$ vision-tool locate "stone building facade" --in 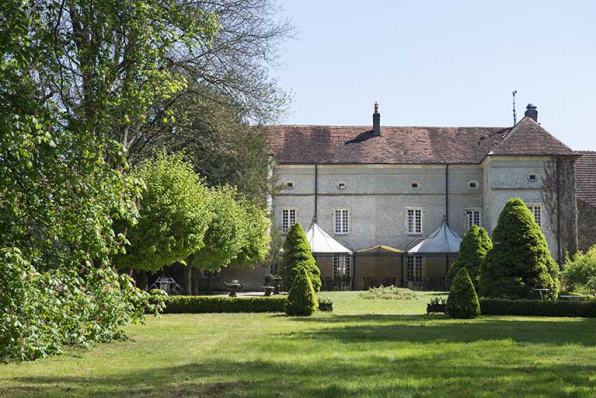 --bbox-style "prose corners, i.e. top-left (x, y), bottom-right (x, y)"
top-left (576, 151), bottom-right (596, 252)
top-left (265, 104), bottom-right (580, 290)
